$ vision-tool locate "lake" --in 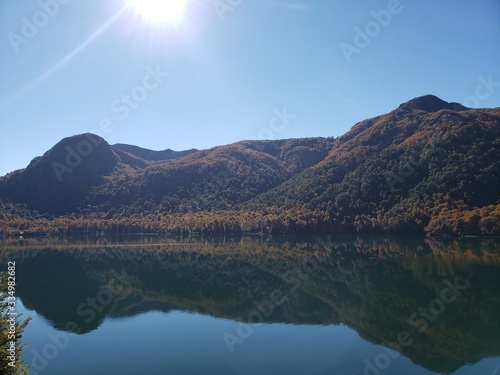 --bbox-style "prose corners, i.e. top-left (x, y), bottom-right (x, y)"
top-left (1, 235), bottom-right (500, 375)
